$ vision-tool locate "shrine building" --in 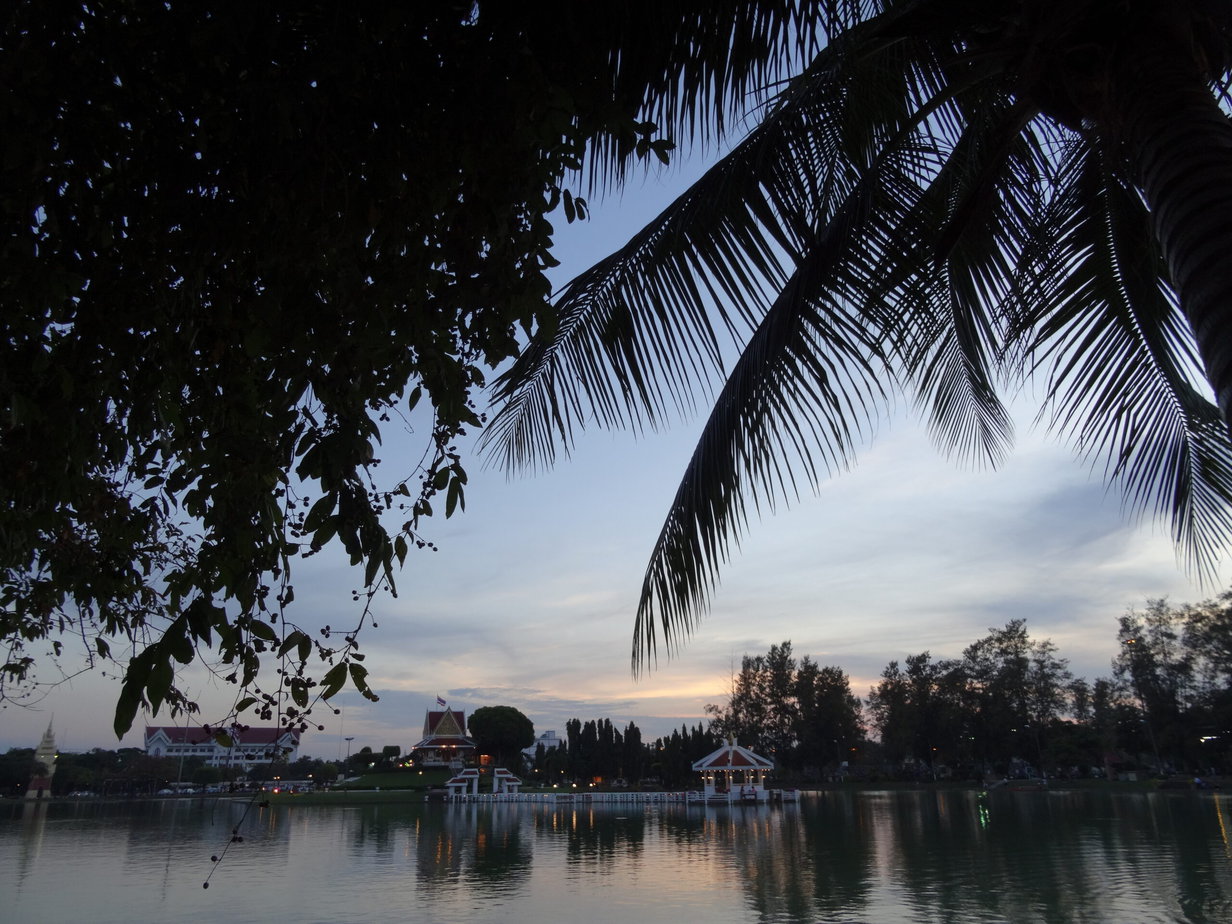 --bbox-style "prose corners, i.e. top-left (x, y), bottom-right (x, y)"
top-left (410, 705), bottom-right (476, 768)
